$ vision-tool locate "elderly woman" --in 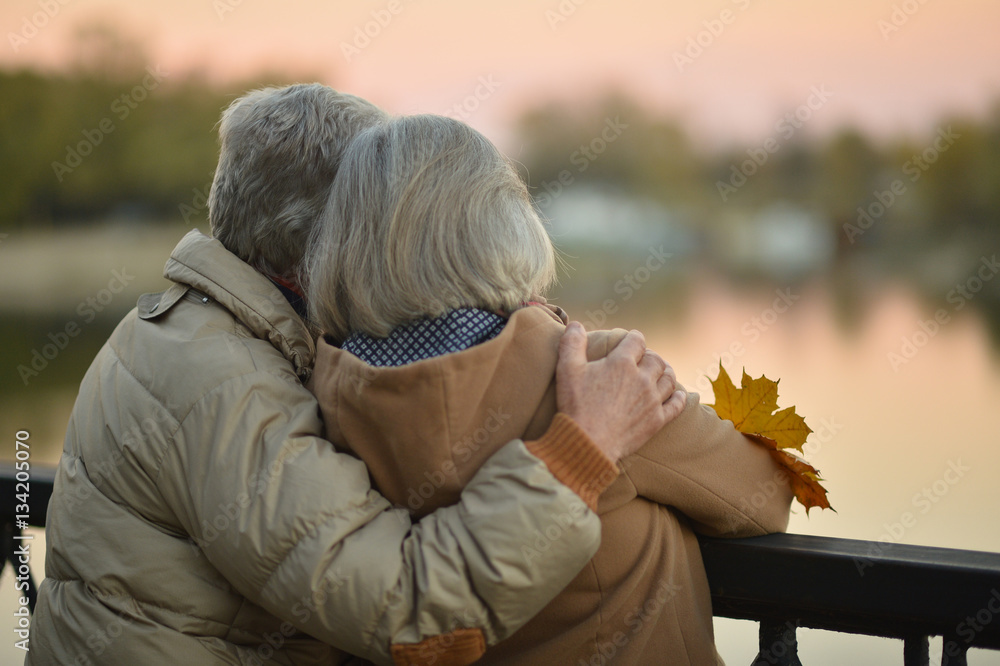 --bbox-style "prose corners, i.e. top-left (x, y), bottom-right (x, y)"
top-left (306, 115), bottom-right (793, 666)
